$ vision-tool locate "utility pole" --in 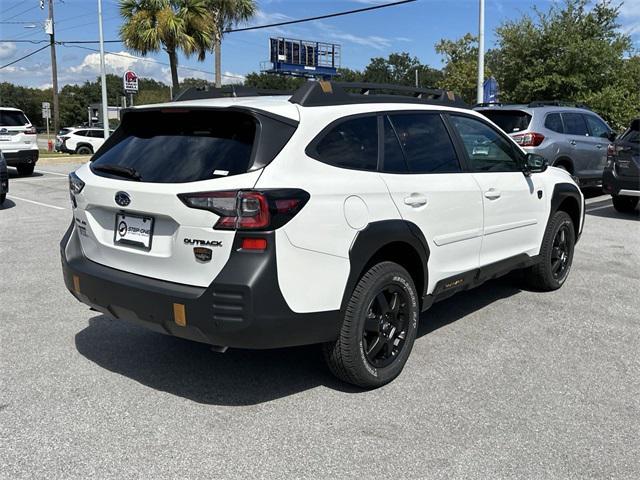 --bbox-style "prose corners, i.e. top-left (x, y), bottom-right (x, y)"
top-left (46, 0), bottom-right (60, 135)
top-left (476, 0), bottom-right (485, 104)
top-left (97, 0), bottom-right (109, 139)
